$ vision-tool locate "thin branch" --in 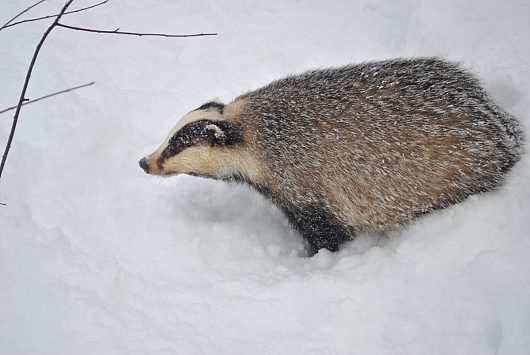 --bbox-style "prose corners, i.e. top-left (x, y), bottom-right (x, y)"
top-left (0, 0), bottom-right (75, 180)
top-left (57, 23), bottom-right (217, 38)
top-left (0, 202), bottom-right (6, 206)
top-left (1, 0), bottom-right (109, 30)
top-left (0, 0), bottom-right (47, 30)
top-left (0, 82), bottom-right (95, 115)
